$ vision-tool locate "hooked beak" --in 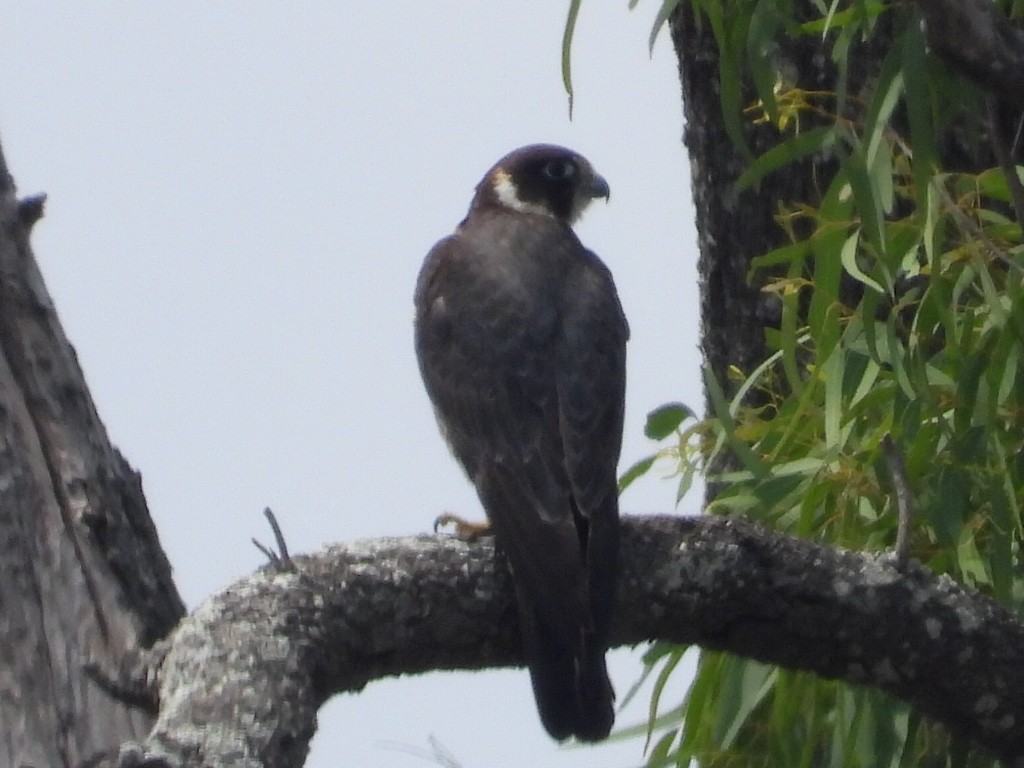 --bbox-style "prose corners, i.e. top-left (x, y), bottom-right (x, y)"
top-left (587, 172), bottom-right (610, 202)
